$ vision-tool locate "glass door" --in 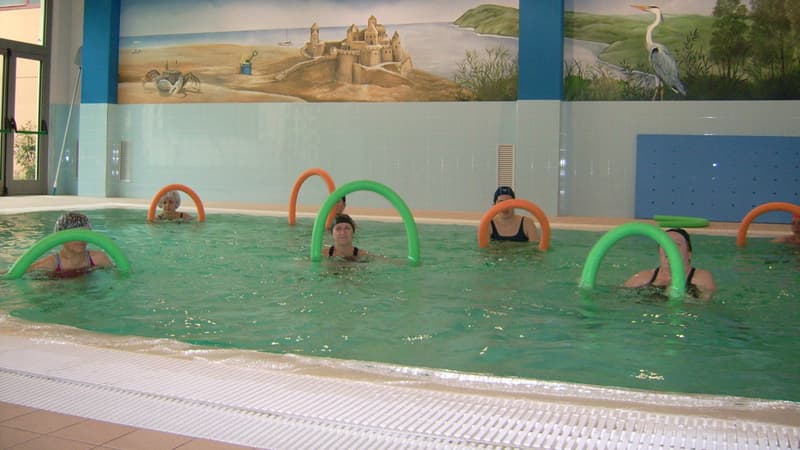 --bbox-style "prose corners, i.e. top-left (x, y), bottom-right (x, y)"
top-left (1, 1), bottom-right (50, 195)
